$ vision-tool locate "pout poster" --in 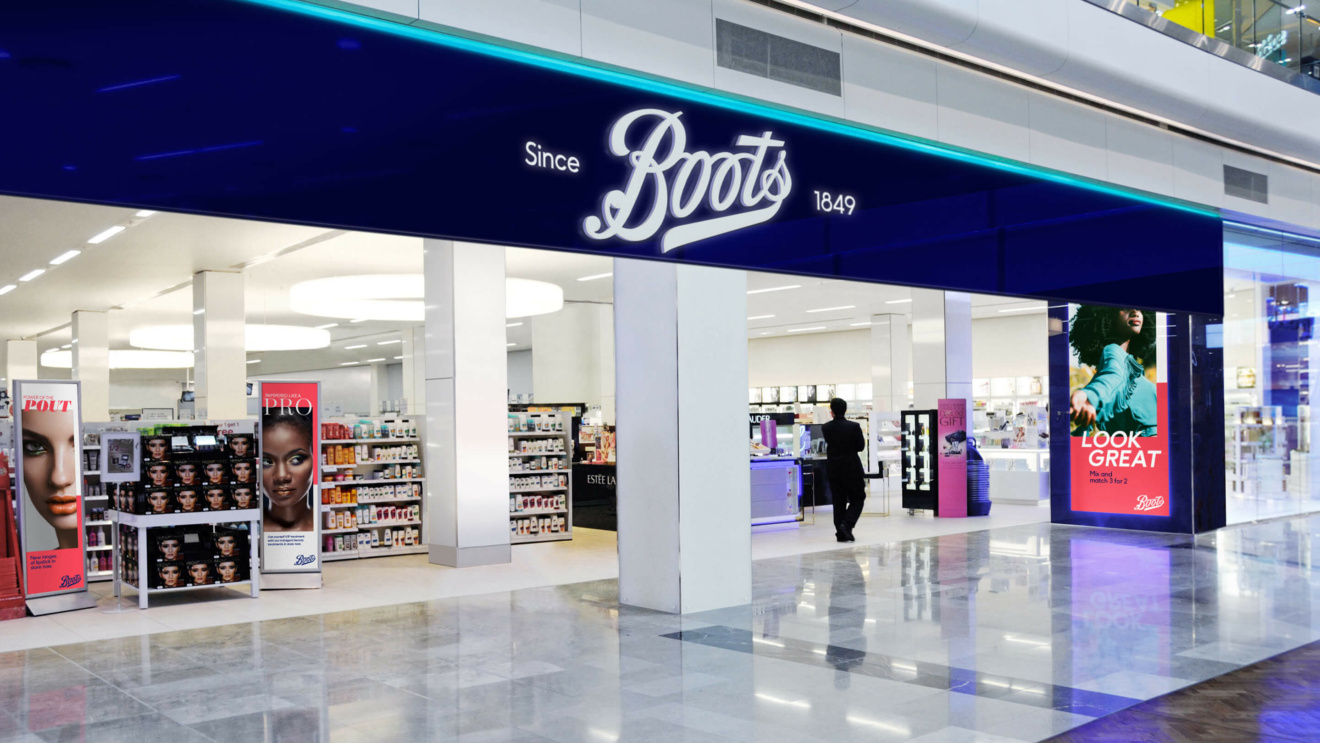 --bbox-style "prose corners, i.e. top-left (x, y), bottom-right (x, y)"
top-left (258, 381), bottom-right (321, 574)
top-left (14, 381), bottom-right (88, 599)
top-left (1066, 305), bottom-right (1170, 516)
